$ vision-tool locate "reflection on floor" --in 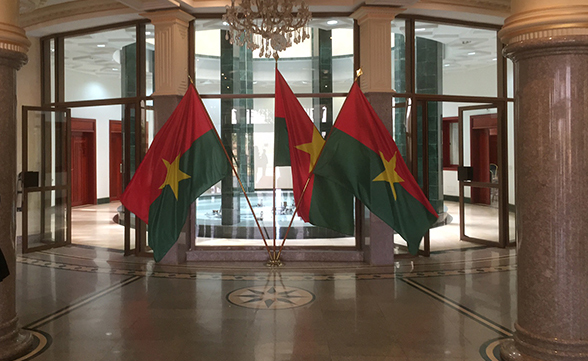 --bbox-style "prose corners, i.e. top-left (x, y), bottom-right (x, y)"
top-left (15, 244), bottom-right (517, 360)
top-left (71, 201), bottom-right (516, 253)
top-left (71, 202), bottom-right (128, 251)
